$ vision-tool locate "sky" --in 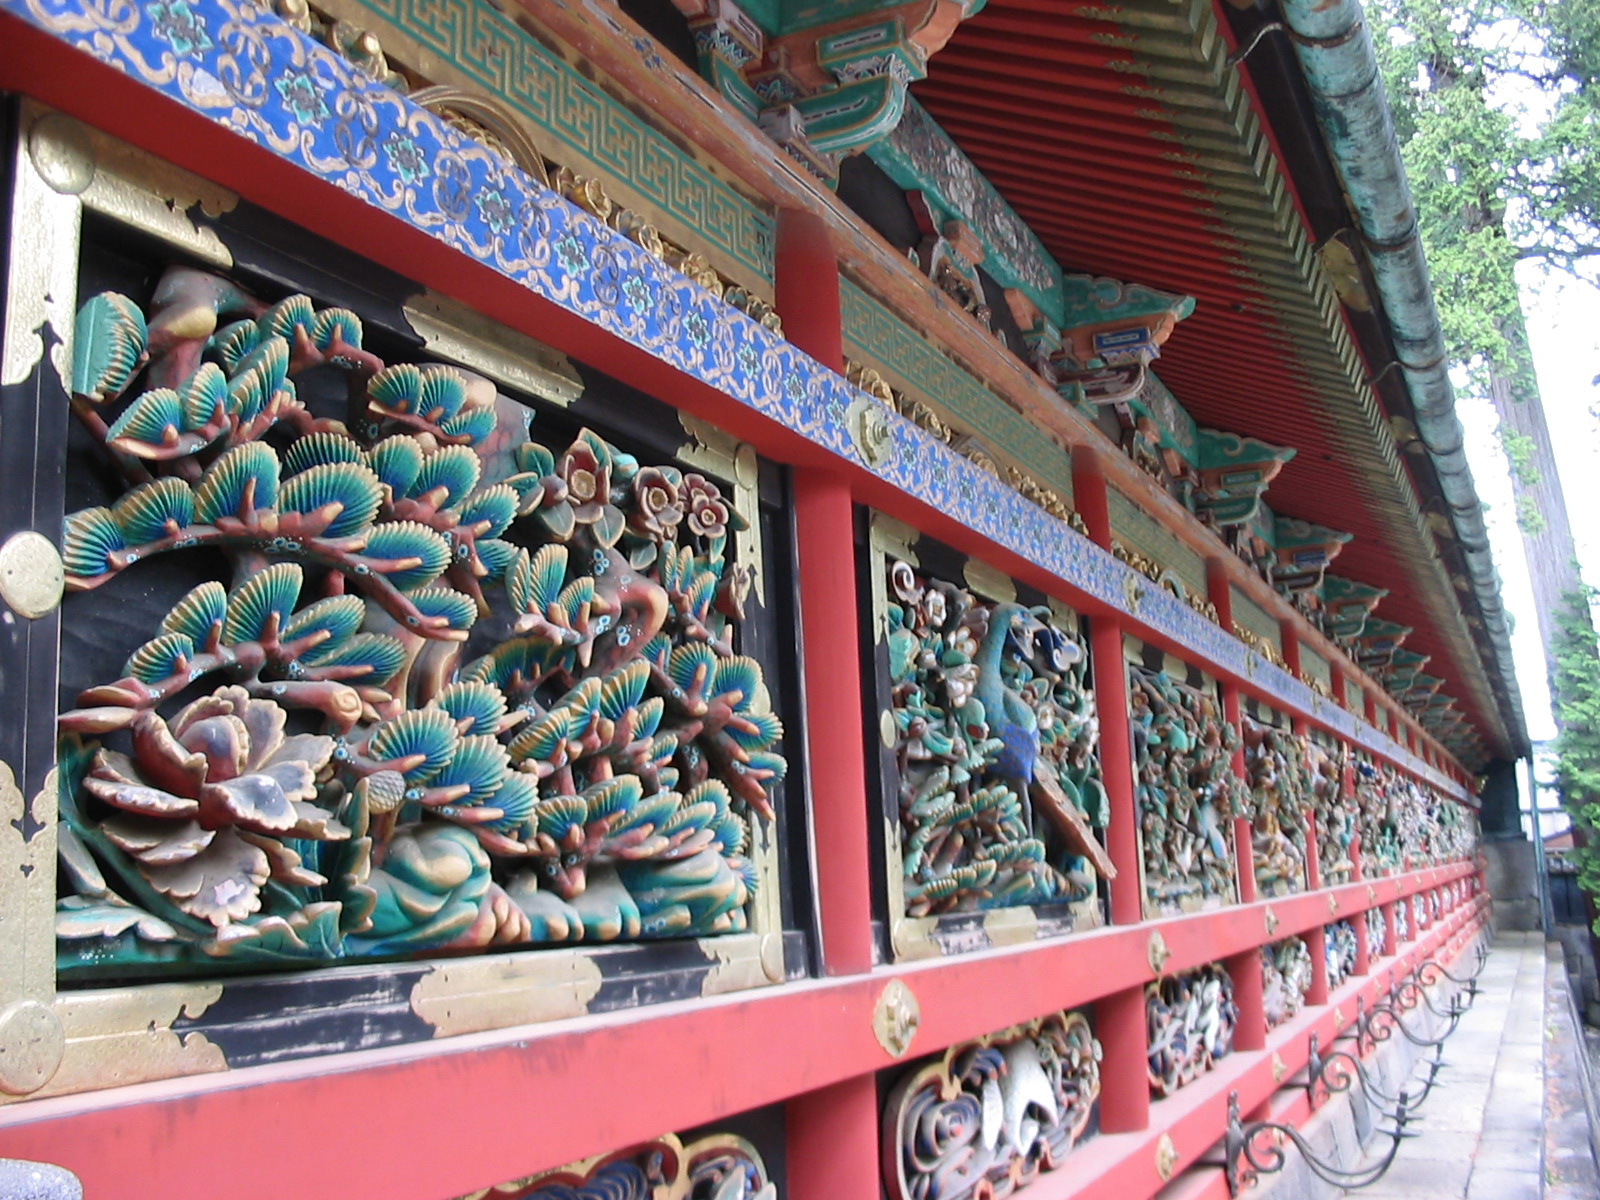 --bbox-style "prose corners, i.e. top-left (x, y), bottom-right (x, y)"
top-left (1456, 263), bottom-right (1600, 830)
